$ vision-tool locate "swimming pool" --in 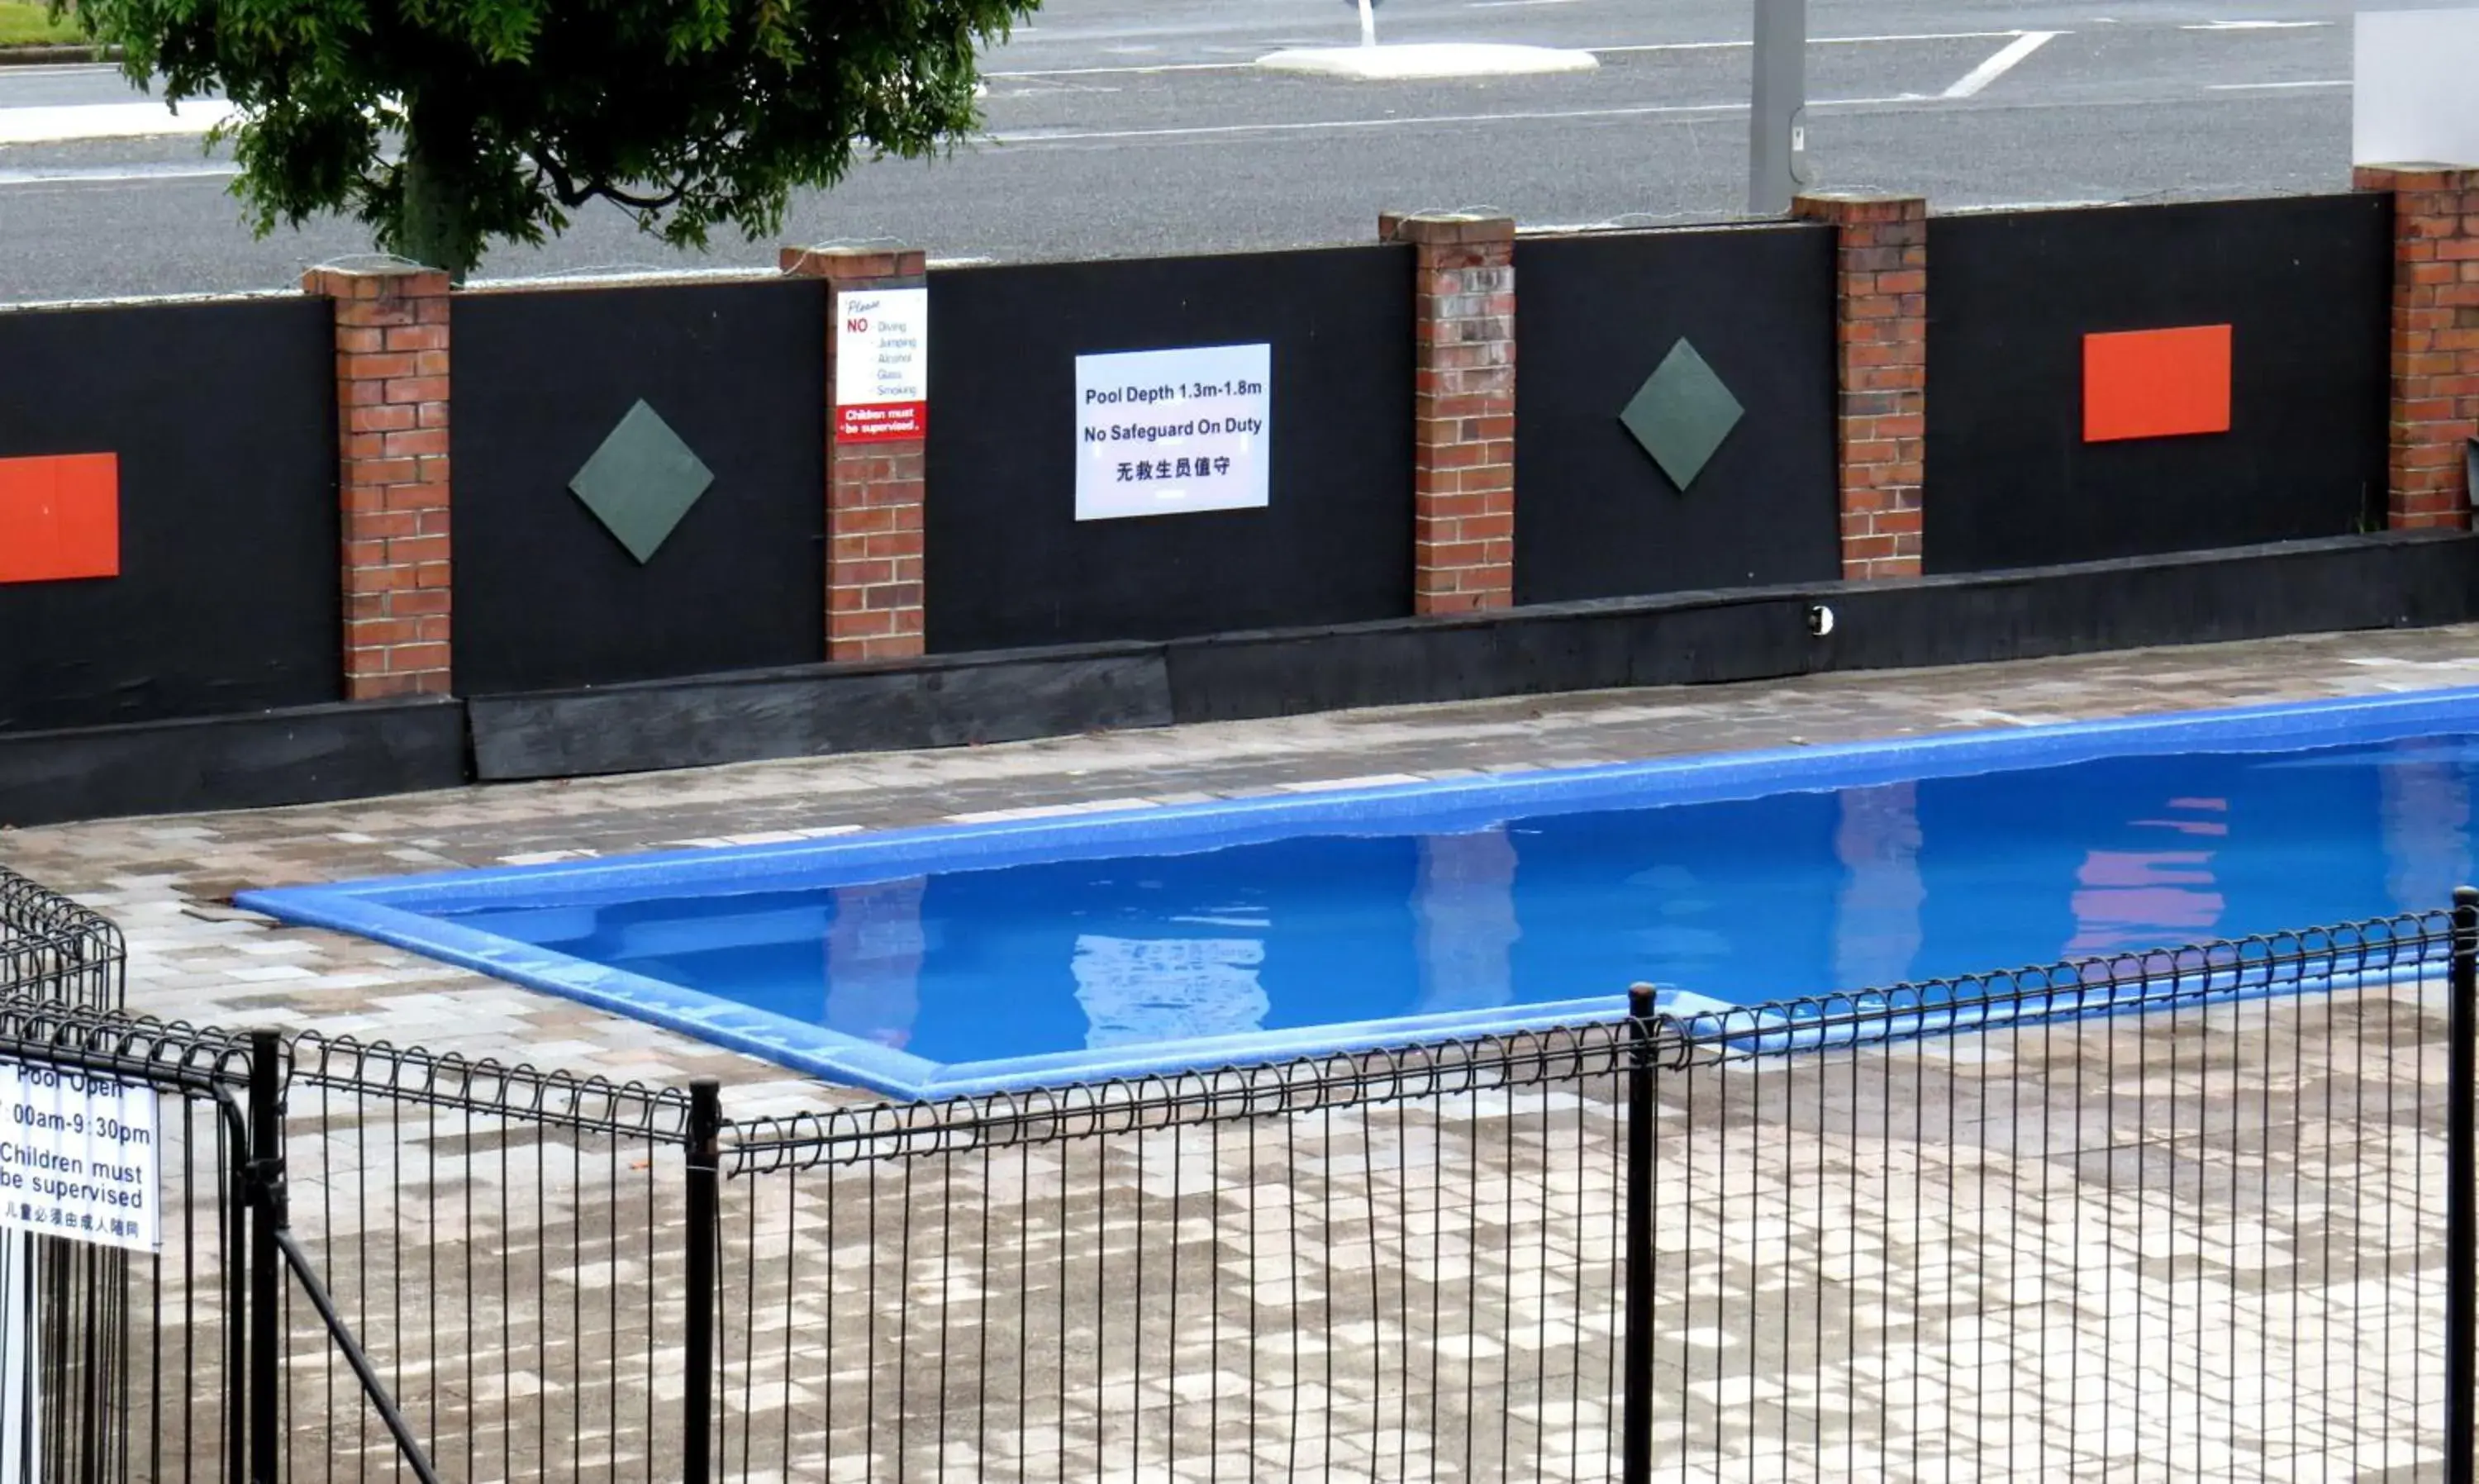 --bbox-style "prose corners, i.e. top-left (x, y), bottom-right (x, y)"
top-left (240, 688), bottom-right (2479, 1097)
